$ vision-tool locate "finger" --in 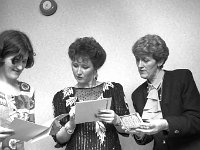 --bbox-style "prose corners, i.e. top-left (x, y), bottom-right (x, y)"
top-left (69, 114), bottom-right (75, 121)
top-left (139, 122), bottom-right (150, 126)
top-left (135, 128), bottom-right (150, 133)
top-left (139, 124), bottom-right (150, 129)
top-left (127, 129), bottom-right (143, 135)
top-left (0, 128), bottom-right (14, 134)
top-left (98, 114), bottom-right (114, 118)
top-left (99, 118), bottom-right (113, 122)
top-left (0, 133), bottom-right (11, 138)
top-left (98, 109), bottom-right (113, 114)
top-left (96, 112), bottom-right (115, 118)
top-left (135, 128), bottom-right (155, 135)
